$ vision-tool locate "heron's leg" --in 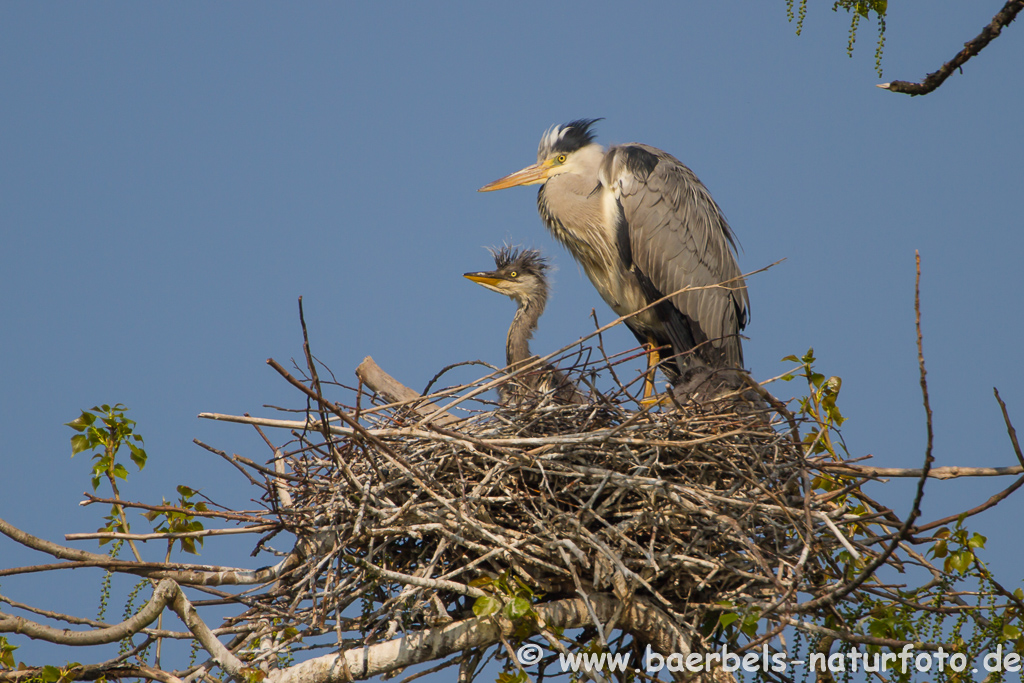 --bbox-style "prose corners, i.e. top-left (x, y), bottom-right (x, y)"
top-left (640, 337), bottom-right (672, 408)
top-left (643, 339), bottom-right (660, 400)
